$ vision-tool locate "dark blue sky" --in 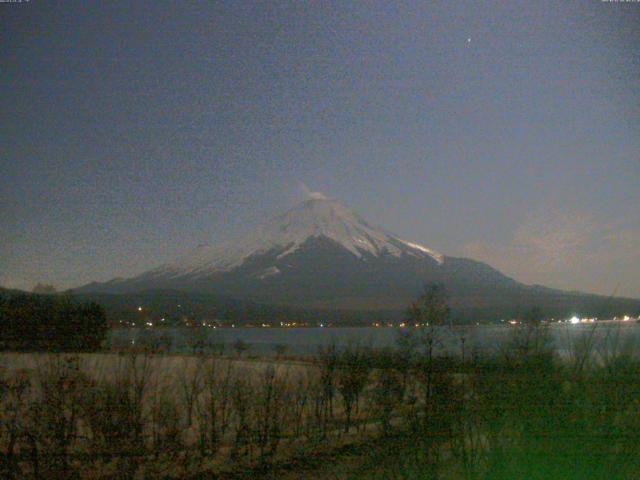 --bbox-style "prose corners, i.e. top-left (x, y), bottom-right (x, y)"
top-left (2, 1), bottom-right (639, 297)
